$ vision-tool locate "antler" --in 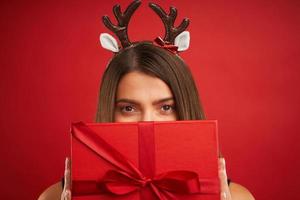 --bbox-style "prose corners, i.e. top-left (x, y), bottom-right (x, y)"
top-left (149, 3), bottom-right (189, 43)
top-left (102, 0), bottom-right (141, 48)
